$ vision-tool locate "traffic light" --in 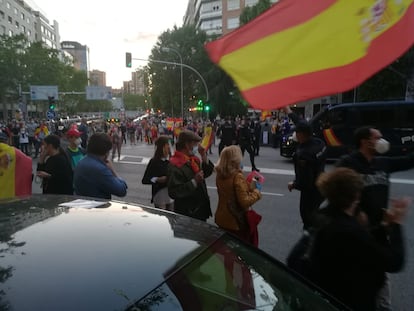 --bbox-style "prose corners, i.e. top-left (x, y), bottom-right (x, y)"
top-left (126, 52), bottom-right (132, 68)
top-left (48, 96), bottom-right (55, 110)
top-left (204, 105), bottom-right (210, 111)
